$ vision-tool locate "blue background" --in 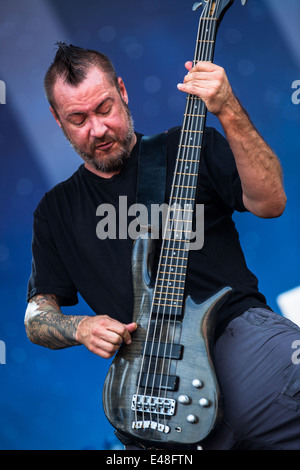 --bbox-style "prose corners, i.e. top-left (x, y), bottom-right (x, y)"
top-left (0, 0), bottom-right (299, 450)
